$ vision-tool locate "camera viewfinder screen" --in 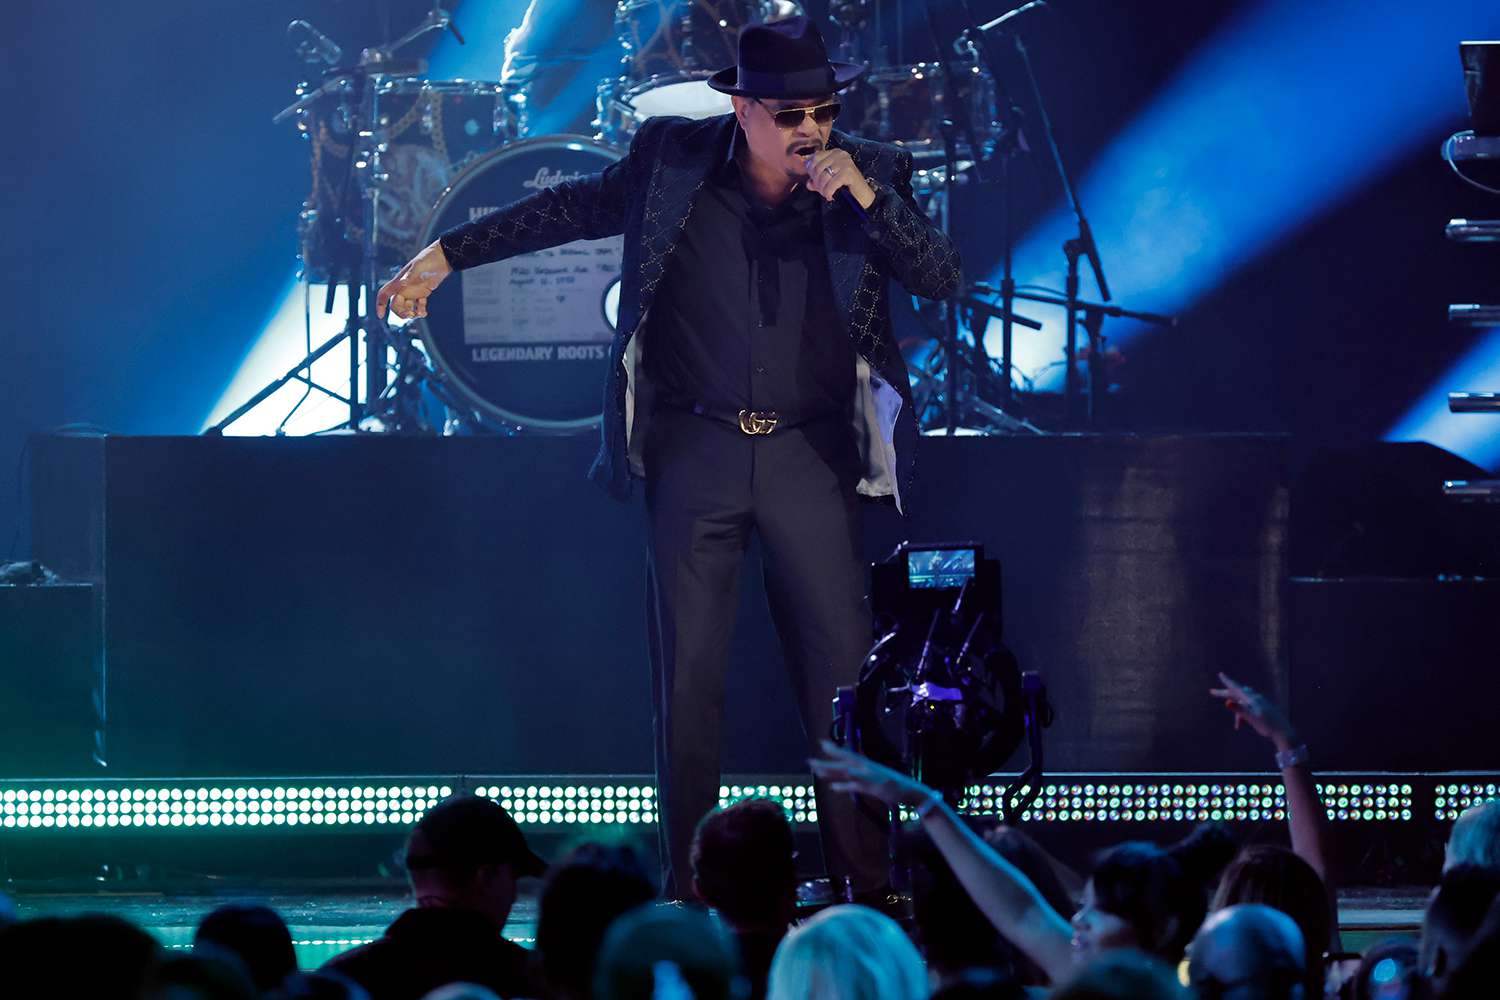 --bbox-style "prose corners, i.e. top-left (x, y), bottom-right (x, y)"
top-left (907, 548), bottom-right (977, 589)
